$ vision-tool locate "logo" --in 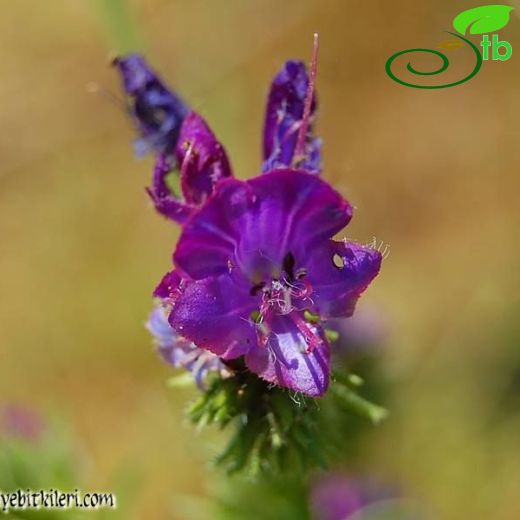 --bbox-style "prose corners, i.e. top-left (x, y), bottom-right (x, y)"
top-left (386, 4), bottom-right (514, 89)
